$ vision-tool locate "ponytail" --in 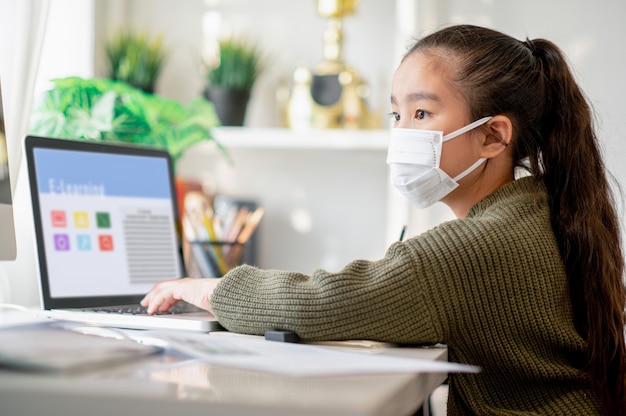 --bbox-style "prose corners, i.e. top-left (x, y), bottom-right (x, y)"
top-left (531, 39), bottom-right (626, 414)
top-left (411, 25), bottom-right (626, 414)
